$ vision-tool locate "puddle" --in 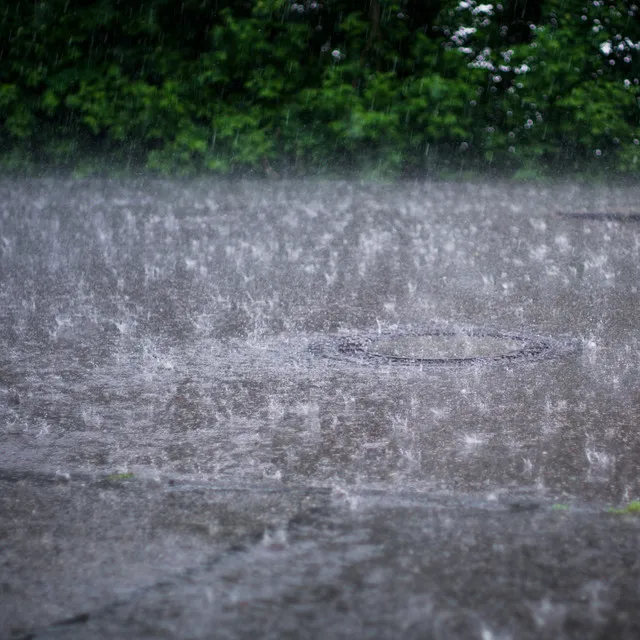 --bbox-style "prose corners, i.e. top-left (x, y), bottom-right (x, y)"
top-left (311, 327), bottom-right (579, 366)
